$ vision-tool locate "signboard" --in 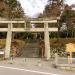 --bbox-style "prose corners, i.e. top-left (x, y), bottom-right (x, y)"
top-left (66, 43), bottom-right (75, 52)
top-left (0, 51), bottom-right (4, 55)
